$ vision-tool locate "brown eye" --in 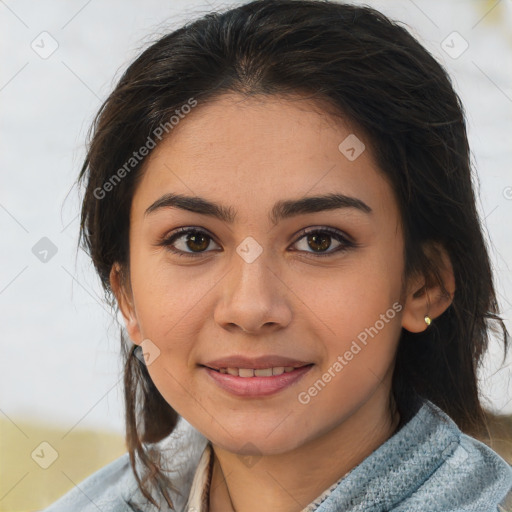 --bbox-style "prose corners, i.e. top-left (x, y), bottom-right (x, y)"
top-left (183, 231), bottom-right (210, 252)
top-left (160, 228), bottom-right (220, 257)
top-left (306, 232), bottom-right (332, 252)
top-left (291, 227), bottom-right (354, 257)
top-left (158, 226), bottom-right (355, 259)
